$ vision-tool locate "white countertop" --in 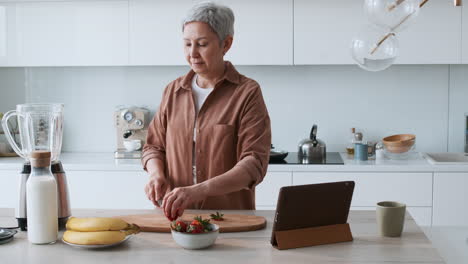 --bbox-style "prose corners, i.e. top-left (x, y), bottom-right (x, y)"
top-left (0, 152), bottom-right (144, 171)
top-left (1, 152), bottom-right (468, 172)
top-left (0, 209), bottom-right (451, 264)
top-left (422, 226), bottom-right (468, 264)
